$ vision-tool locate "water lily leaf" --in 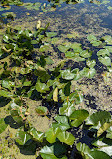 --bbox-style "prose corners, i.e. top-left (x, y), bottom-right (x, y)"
top-left (70, 42), bottom-right (82, 52)
top-left (23, 81), bottom-right (31, 86)
top-left (106, 126), bottom-right (112, 139)
top-left (82, 67), bottom-right (96, 78)
top-left (15, 130), bottom-right (31, 145)
top-left (98, 56), bottom-right (111, 66)
top-left (69, 91), bottom-right (83, 104)
top-left (104, 46), bottom-right (112, 53)
top-left (58, 45), bottom-right (70, 53)
top-left (76, 142), bottom-right (111, 159)
top-left (34, 67), bottom-right (51, 82)
top-left (97, 121), bottom-right (112, 137)
top-left (53, 87), bottom-right (58, 102)
top-left (59, 101), bottom-right (75, 117)
top-left (28, 127), bottom-right (44, 142)
top-left (80, 50), bottom-right (92, 58)
top-left (45, 127), bottom-right (61, 143)
top-left (102, 35), bottom-right (112, 44)
top-left (65, 51), bottom-right (75, 58)
top-left (86, 111), bottom-right (111, 129)
top-left (97, 49), bottom-right (110, 57)
top-left (0, 90), bottom-right (13, 97)
top-left (90, 150), bottom-right (111, 159)
top-left (69, 109), bottom-right (89, 127)
top-left (0, 118), bottom-right (8, 134)
top-left (87, 34), bottom-right (97, 41)
top-left (60, 69), bottom-right (74, 80)
top-left (57, 131), bottom-right (75, 145)
top-left (46, 32), bottom-right (57, 37)
top-left (86, 59), bottom-right (96, 68)
top-left (39, 44), bottom-right (50, 52)
top-left (71, 68), bottom-right (81, 80)
top-left (40, 143), bottom-right (66, 159)
top-left (40, 145), bottom-right (58, 159)
top-left (1, 79), bottom-right (15, 90)
top-left (45, 57), bottom-right (54, 65)
top-left (35, 106), bottom-right (48, 115)
top-left (36, 80), bottom-right (50, 93)
top-left (91, 40), bottom-right (102, 46)
top-left (52, 115), bottom-right (70, 131)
